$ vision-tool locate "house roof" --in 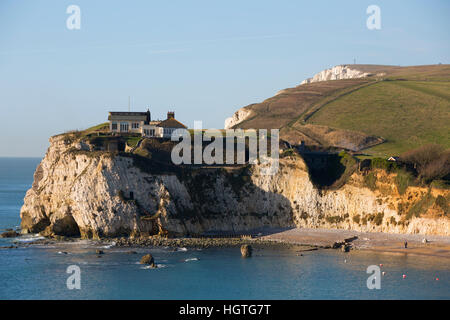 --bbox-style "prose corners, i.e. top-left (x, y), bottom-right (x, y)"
top-left (108, 112), bottom-right (148, 121)
top-left (142, 121), bottom-right (161, 127)
top-left (158, 118), bottom-right (187, 128)
top-left (108, 111), bottom-right (152, 123)
top-left (109, 112), bottom-right (147, 116)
